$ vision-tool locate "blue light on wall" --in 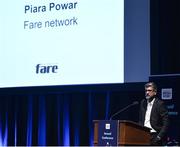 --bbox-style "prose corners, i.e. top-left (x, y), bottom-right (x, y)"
top-left (38, 96), bottom-right (46, 146)
top-left (0, 113), bottom-right (8, 146)
top-left (26, 96), bottom-right (33, 146)
top-left (63, 96), bottom-right (70, 146)
top-left (88, 92), bottom-right (94, 146)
